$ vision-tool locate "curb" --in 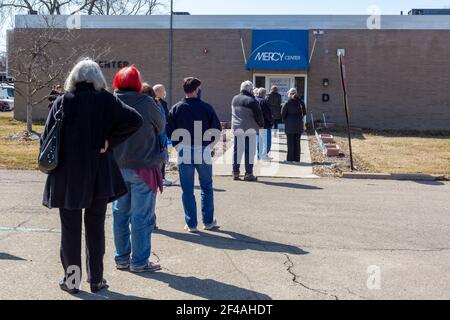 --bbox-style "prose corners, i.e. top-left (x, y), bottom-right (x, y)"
top-left (342, 172), bottom-right (445, 181)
